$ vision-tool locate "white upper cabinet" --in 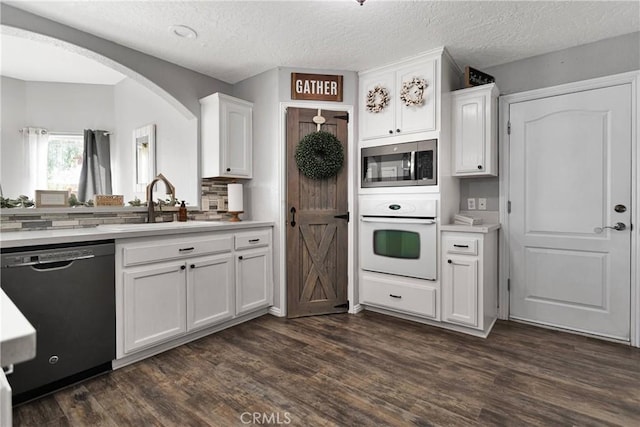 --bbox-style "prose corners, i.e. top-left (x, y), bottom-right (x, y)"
top-left (200, 93), bottom-right (253, 178)
top-left (359, 55), bottom-right (438, 143)
top-left (452, 83), bottom-right (499, 177)
top-left (360, 70), bottom-right (397, 140)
